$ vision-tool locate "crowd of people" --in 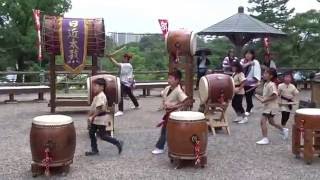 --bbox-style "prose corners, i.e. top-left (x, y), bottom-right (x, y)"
top-left (84, 49), bottom-right (300, 157)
